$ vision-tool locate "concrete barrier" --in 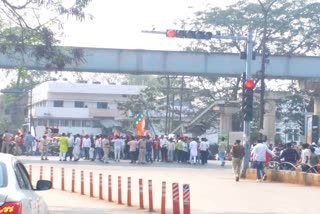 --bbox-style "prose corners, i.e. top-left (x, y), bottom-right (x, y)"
top-left (246, 168), bottom-right (320, 186)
